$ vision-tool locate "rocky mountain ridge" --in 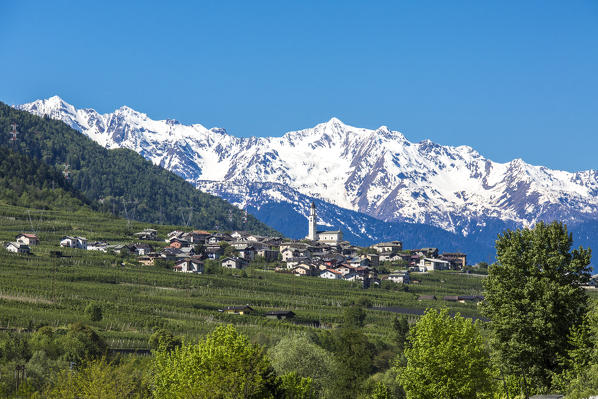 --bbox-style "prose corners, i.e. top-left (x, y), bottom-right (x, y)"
top-left (17, 96), bottom-right (598, 261)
